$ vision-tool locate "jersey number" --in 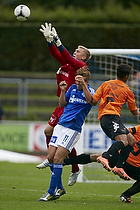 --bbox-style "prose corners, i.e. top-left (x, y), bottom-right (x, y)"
top-left (104, 97), bottom-right (114, 108)
top-left (107, 97), bottom-right (114, 103)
